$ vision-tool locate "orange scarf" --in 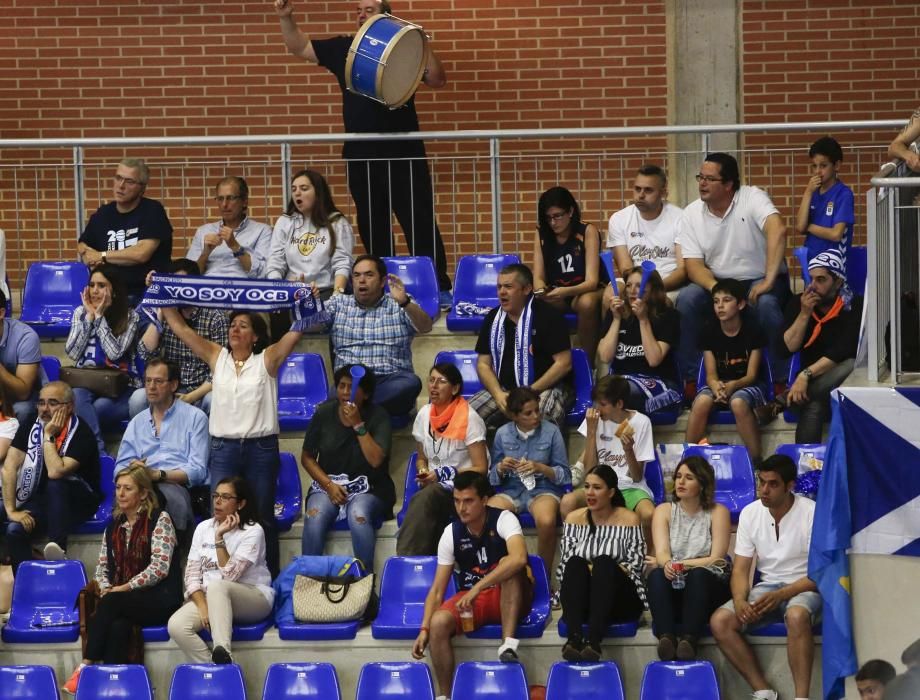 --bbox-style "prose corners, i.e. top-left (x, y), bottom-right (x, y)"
top-left (803, 295), bottom-right (845, 349)
top-left (429, 396), bottom-right (469, 441)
